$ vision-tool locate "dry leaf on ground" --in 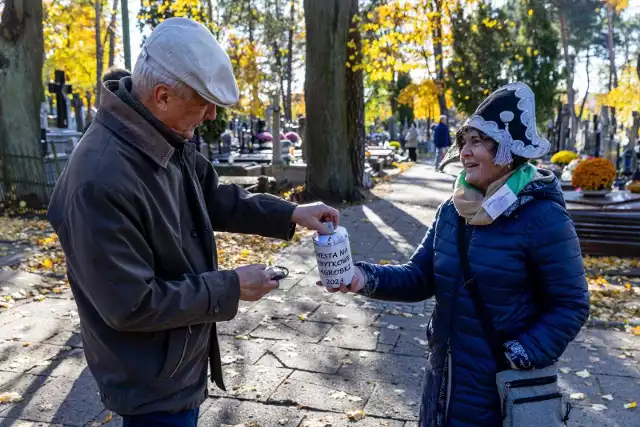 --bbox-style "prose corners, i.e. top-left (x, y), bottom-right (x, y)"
top-left (345, 409), bottom-right (366, 421)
